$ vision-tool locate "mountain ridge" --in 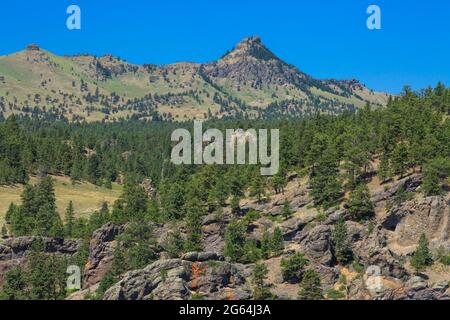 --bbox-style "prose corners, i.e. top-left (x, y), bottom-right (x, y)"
top-left (0, 36), bottom-right (390, 122)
